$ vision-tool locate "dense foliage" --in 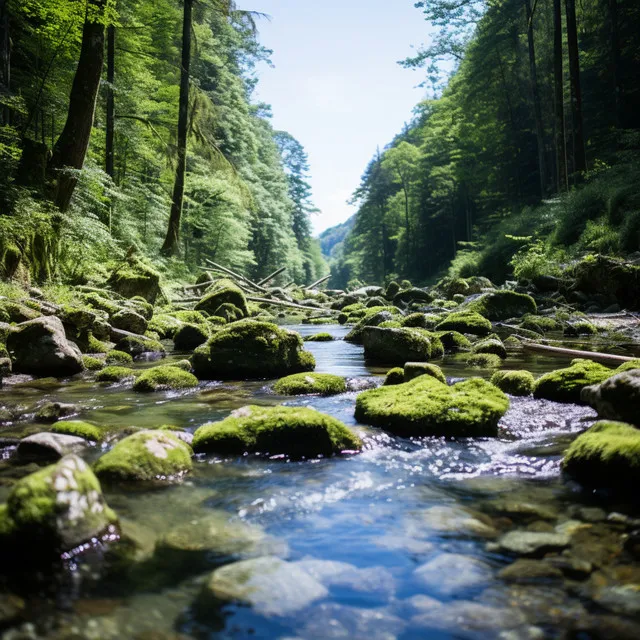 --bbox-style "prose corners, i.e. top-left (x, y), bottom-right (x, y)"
top-left (331, 0), bottom-right (640, 288)
top-left (0, 0), bottom-right (326, 286)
